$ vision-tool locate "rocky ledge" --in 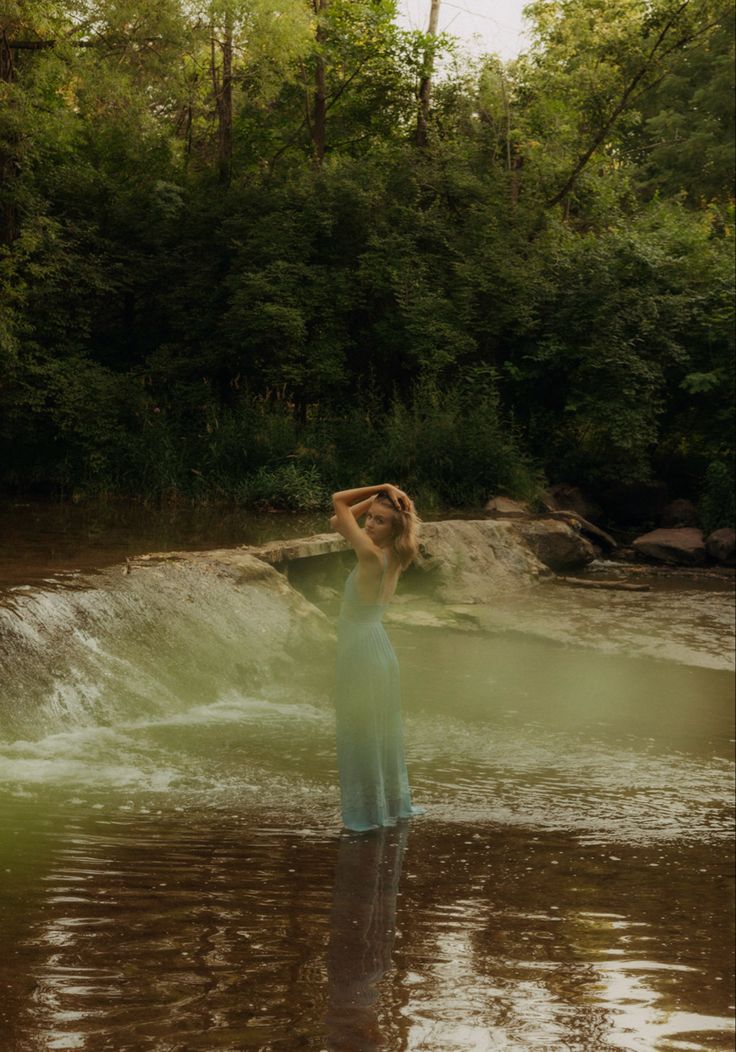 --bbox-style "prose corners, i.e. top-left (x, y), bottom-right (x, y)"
top-left (246, 517), bottom-right (597, 602)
